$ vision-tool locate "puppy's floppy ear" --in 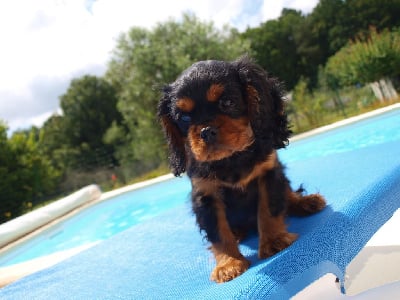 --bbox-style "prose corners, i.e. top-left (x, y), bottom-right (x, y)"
top-left (234, 56), bottom-right (291, 149)
top-left (158, 85), bottom-right (186, 176)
